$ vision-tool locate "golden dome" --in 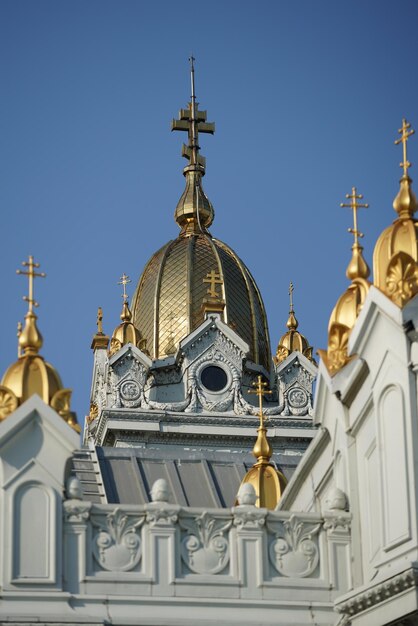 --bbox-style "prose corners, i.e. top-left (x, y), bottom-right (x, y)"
top-left (109, 301), bottom-right (144, 356)
top-left (132, 233), bottom-right (271, 370)
top-left (131, 61), bottom-right (271, 370)
top-left (318, 189), bottom-right (370, 375)
top-left (373, 119), bottom-right (418, 307)
top-left (237, 376), bottom-right (287, 509)
top-left (274, 282), bottom-right (314, 364)
top-left (0, 256), bottom-right (80, 432)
